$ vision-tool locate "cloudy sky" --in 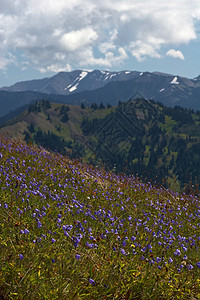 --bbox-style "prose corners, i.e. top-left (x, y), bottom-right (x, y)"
top-left (1, 0), bottom-right (200, 86)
